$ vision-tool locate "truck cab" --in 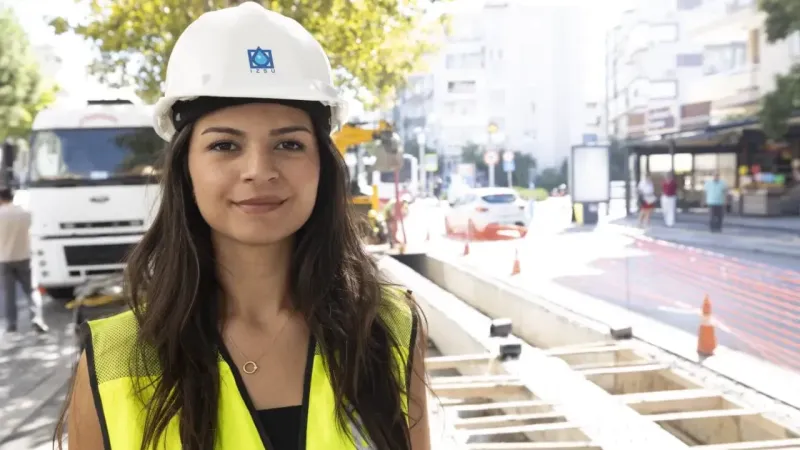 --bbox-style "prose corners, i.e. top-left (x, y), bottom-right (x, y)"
top-left (22, 99), bottom-right (163, 300)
